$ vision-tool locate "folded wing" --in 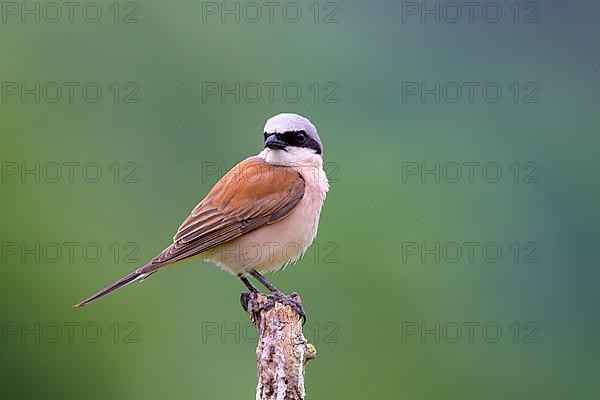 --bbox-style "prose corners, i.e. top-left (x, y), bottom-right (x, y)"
top-left (74, 157), bottom-right (305, 308)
